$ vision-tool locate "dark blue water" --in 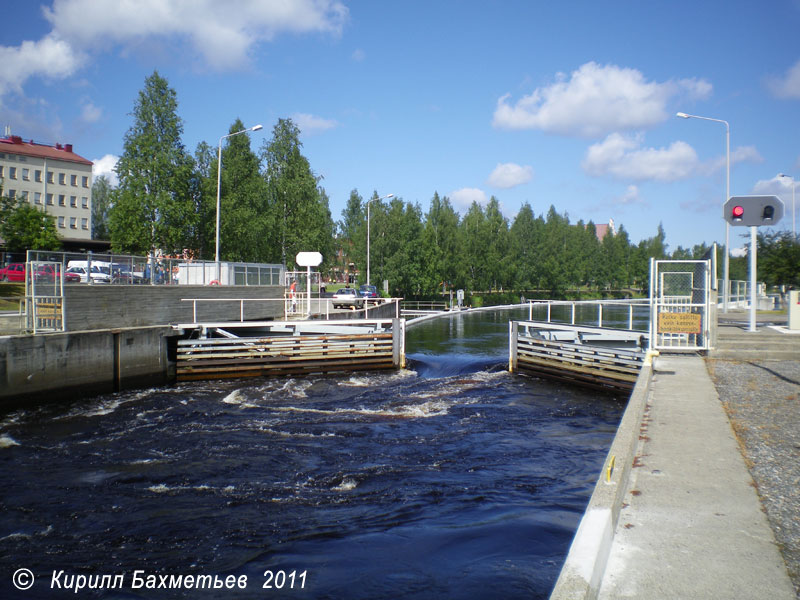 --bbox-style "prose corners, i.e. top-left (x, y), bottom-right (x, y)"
top-left (0, 308), bottom-right (624, 599)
